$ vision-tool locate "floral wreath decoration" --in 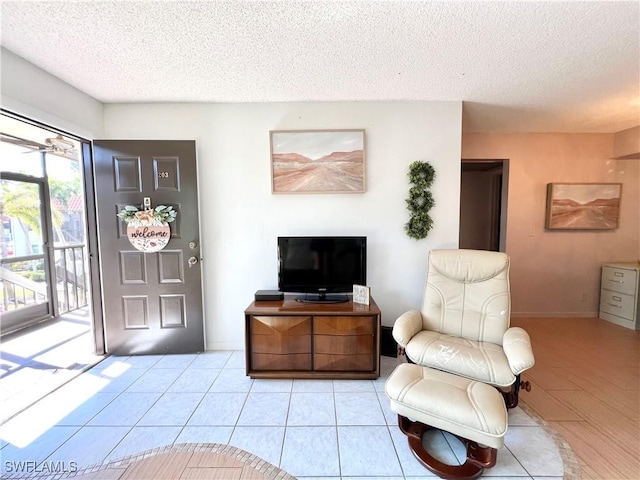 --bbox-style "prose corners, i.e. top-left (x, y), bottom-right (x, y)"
top-left (117, 205), bottom-right (177, 227)
top-left (404, 161), bottom-right (436, 240)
